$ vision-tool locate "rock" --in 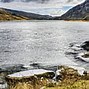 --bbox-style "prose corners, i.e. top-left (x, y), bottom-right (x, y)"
top-left (71, 44), bottom-right (82, 51)
top-left (77, 52), bottom-right (89, 62)
top-left (53, 69), bottom-right (62, 82)
top-left (30, 63), bottom-right (41, 69)
top-left (6, 69), bottom-right (55, 89)
top-left (6, 69), bottom-right (55, 78)
top-left (0, 77), bottom-right (5, 84)
top-left (84, 15), bottom-right (89, 20)
top-left (65, 51), bottom-right (78, 55)
top-left (0, 64), bottom-right (26, 74)
top-left (0, 64), bottom-right (27, 89)
top-left (81, 41), bottom-right (89, 51)
top-left (0, 83), bottom-right (7, 89)
top-left (0, 76), bottom-right (7, 89)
